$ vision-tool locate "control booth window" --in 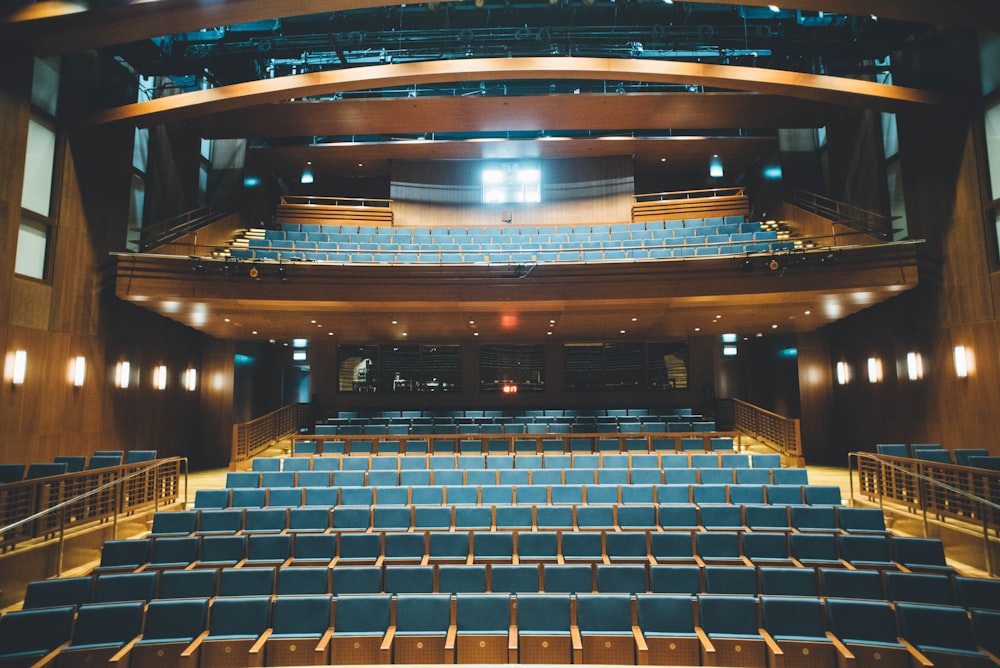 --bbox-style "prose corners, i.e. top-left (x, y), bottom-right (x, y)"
top-left (338, 344), bottom-right (460, 392)
top-left (482, 163), bottom-right (541, 204)
top-left (480, 345), bottom-right (545, 393)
